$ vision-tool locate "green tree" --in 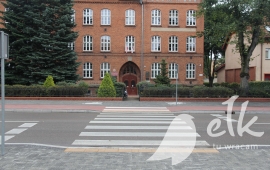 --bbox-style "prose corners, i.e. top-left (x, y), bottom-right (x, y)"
top-left (198, 0), bottom-right (270, 95)
top-left (197, 0), bottom-right (233, 87)
top-left (154, 59), bottom-right (171, 86)
top-left (97, 73), bottom-right (116, 97)
top-left (43, 75), bottom-right (55, 88)
top-left (0, 0), bottom-right (79, 85)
